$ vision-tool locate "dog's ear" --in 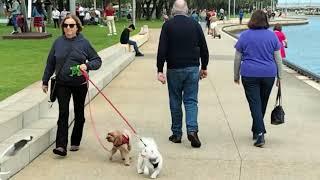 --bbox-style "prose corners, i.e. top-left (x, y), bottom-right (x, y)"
top-left (106, 132), bottom-right (116, 141)
top-left (108, 132), bottom-right (114, 136)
